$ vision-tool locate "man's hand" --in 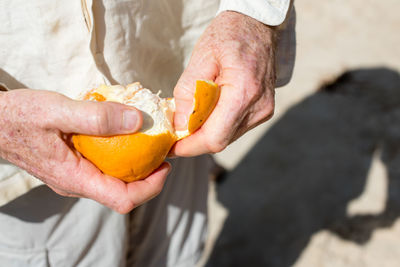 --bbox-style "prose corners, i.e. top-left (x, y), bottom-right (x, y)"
top-left (0, 89), bottom-right (170, 214)
top-left (172, 11), bottom-right (276, 156)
